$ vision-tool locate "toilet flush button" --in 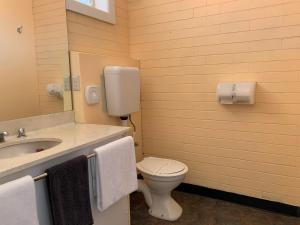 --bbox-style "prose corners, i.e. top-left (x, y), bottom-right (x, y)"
top-left (85, 85), bottom-right (100, 105)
